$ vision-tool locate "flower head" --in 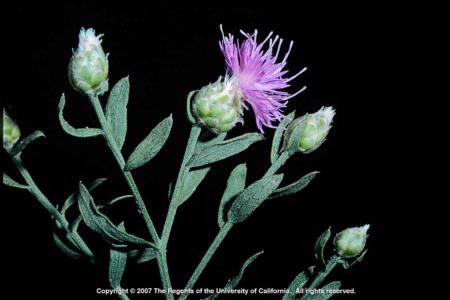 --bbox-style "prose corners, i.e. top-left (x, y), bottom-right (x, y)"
top-left (3, 109), bottom-right (21, 151)
top-left (335, 225), bottom-right (370, 258)
top-left (68, 28), bottom-right (109, 96)
top-left (219, 25), bottom-right (306, 132)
